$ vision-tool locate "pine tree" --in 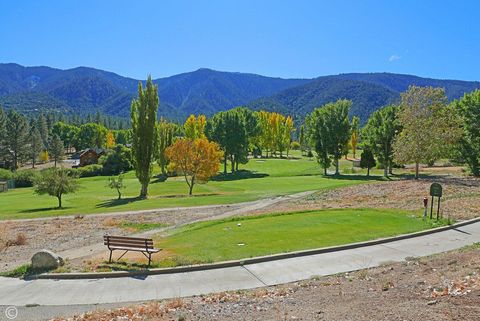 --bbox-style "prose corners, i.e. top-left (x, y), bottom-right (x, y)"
top-left (0, 107), bottom-right (6, 163)
top-left (6, 110), bottom-right (30, 170)
top-left (360, 148), bottom-right (376, 176)
top-left (131, 75), bottom-right (158, 198)
top-left (49, 135), bottom-right (65, 167)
